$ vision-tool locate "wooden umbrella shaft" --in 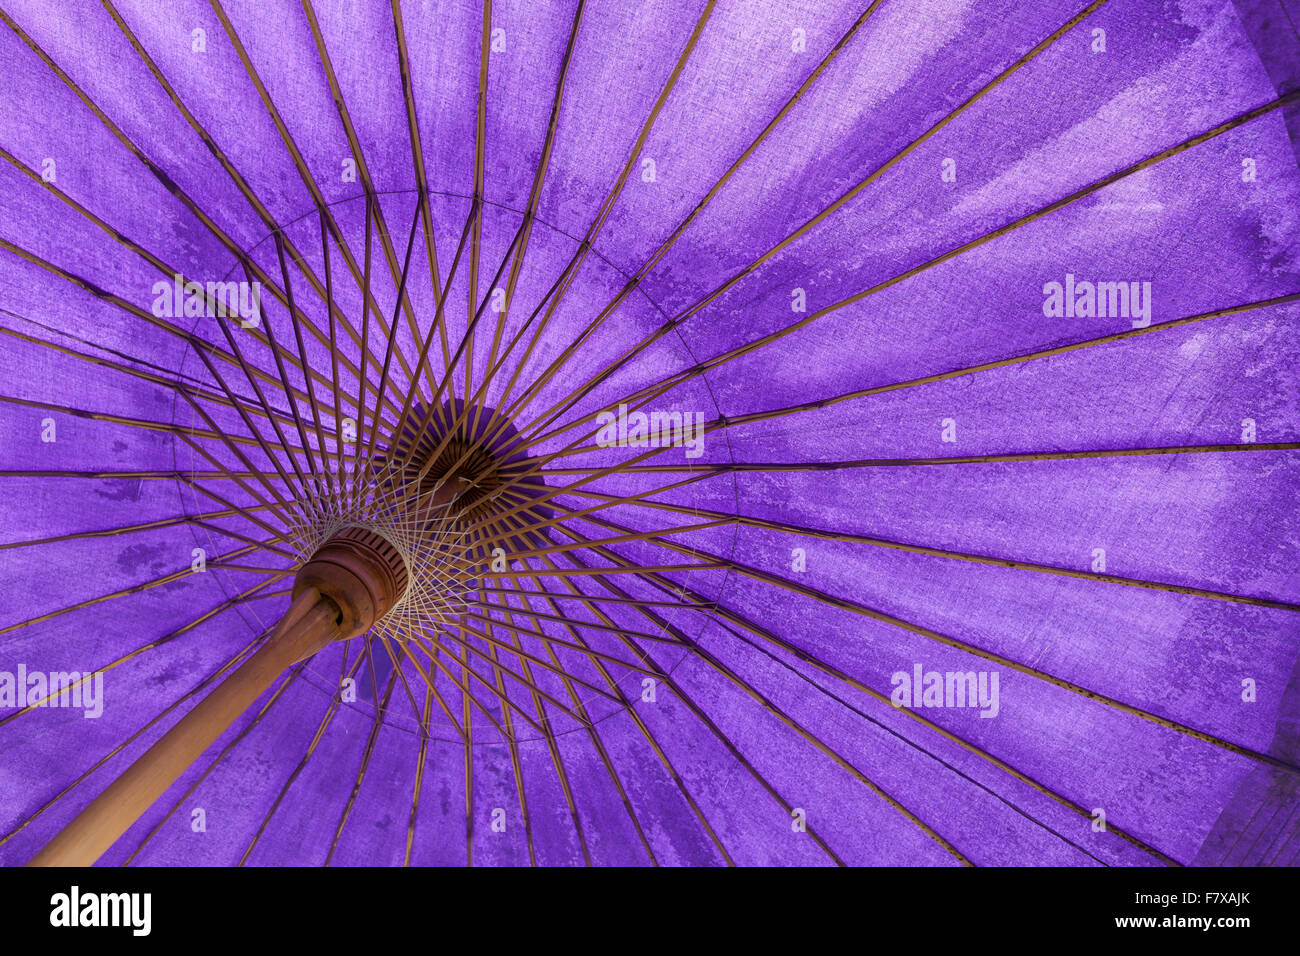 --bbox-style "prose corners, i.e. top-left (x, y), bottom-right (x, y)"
top-left (28, 589), bottom-right (341, 867)
top-left (28, 513), bottom-right (416, 866)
